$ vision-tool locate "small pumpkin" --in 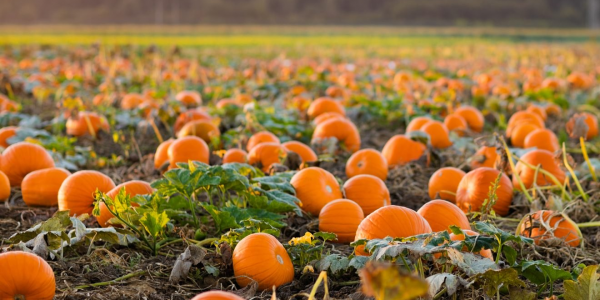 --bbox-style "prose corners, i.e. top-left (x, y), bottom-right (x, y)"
top-left (247, 142), bottom-right (288, 172)
top-left (510, 122), bottom-right (543, 148)
top-left (232, 233), bottom-right (294, 291)
top-left (405, 116), bottom-right (431, 132)
top-left (176, 119), bottom-right (220, 144)
top-left (319, 199), bottom-right (365, 243)
top-left (381, 135), bottom-right (426, 167)
top-left (216, 98), bottom-right (242, 109)
top-left (281, 141), bottom-right (318, 164)
top-left (345, 148), bottom-right (388, 181)
top-left (428, 167), bottom-right (466, 203)
top-left (449, 230), bottom-right (493, 260)
top-left (421, 120), bottom-right (452, 149)
top-left (0, 142), bottom-right (55, 187)
top-left (97, 180), bottom-right (154, 228)
top-left (290, 167), bottom-right (343, 216)
top-left (246, 131), bottom-right (280, 152)
top-left (191, 291), bottom-right (244, 300)
top-left (470, 146), bottom-right (498, 169)
top-left (565, 112), bottom-right (598, 141)
top-left (517, 210), bottom-right (582, 247)
top-left (526, 105), bottom-right (548, 121)
top-left (354, 205), bottom-right (432, 256)
top-left (66, 111), bottom-right (109, 137)
top-left (0, 170), bottom-right (9, 202)
top-left (417, 200), bottom-right (471, 232)
top-left (343, 174), bottom-right (390, 215)
top-left (58, 170), bottom-right (116, 216)
top-left (454, 106), bottom-right (484, 132)
top-left (0, 126), bottom-right (17, 148)
top-left (307, 97), bottom-right (345, 119)
top-left (513, 149), bottom-right (566, 190)
top-left (506, 111), bottom-right (545, 138)
top-left (154, 138), bottom-right (175, 170)
top-left (168, 136), bottom-right (210, 169)
top-left (173, 110), bottom-right (212, 133)
top-left (175, 90), bottom-right (202, 107)
top-left (222, 149), bottom-right (248, 164)
top-left (311, 118), bottom-right (361, 153)
top-left (313, 111), bottom-right (345, 126)
top-left (444, 113), bottom-right (468, 136)
top-left (120, 93), bottom-right (146, 109)
top-left (21, 168), bottom-right (71, 206)
top-left (456, 168), bottom-right (513, 216)
top-left (523, 128), bottom-right (559, 152)
top-left (0, 251), bottom-right (56, 300)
